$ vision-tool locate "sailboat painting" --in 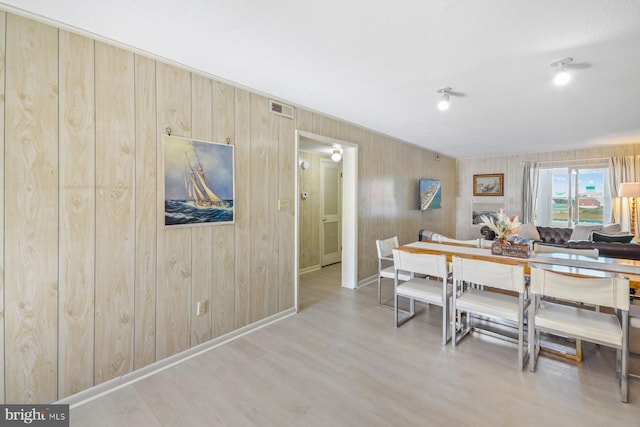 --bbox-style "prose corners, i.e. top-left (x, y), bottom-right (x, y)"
top-left (164, 135), bottom-right (234, 226)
